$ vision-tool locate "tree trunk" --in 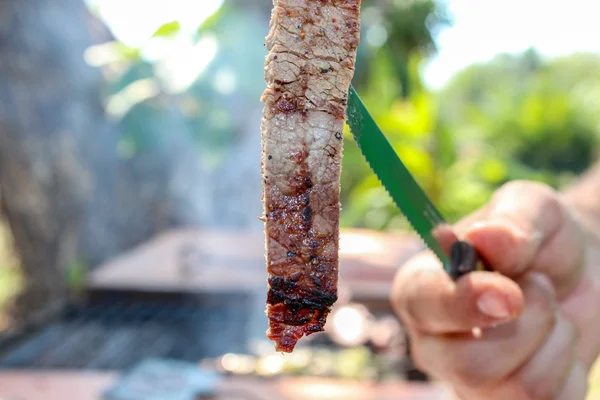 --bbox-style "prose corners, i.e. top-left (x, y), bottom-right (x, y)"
top-left (0, 0), bottom-right (273, 328)
top-left (0, 0), bottom-right (121, 328)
